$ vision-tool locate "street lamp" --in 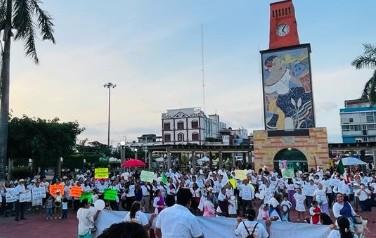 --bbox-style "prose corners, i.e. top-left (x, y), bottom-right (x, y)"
top-left (120, 141), bottom-right (126, 162)
top-left (135, 148), bottom-right (138, 160)
top-left (58, 157), bottom-right (63, 178)
top-left (104, 82), bottom-right (116, 147)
